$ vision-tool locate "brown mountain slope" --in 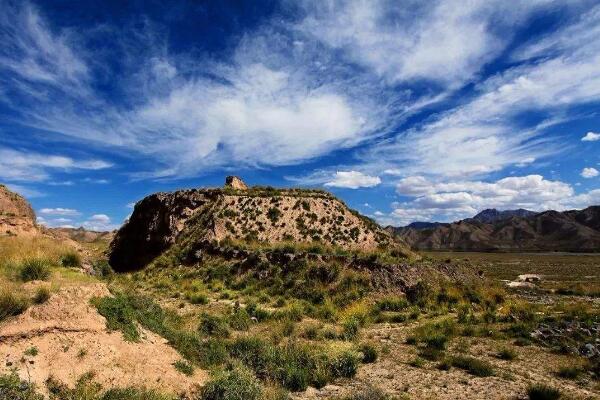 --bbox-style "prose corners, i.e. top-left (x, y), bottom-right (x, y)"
top-left (0, 184), bottom-right (37, 236)
top-left (109, 177), bottom-right (412, 271)
top-left (391, 206), bottom-right (600, 252)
